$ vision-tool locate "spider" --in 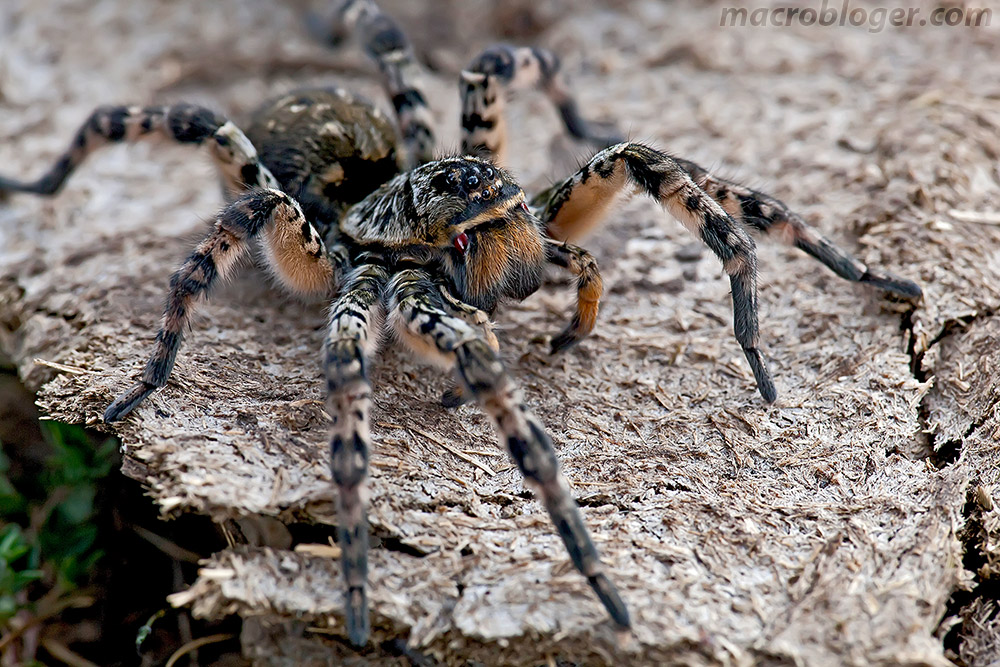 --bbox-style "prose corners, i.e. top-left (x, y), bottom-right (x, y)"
top-left (0, 0), bottom-right (922, 648)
